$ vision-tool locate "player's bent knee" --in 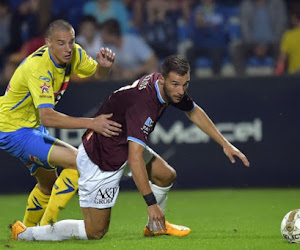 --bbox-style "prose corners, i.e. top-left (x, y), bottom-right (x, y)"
top-left (86, 228), bottom-right (108, 240)
top-left (167, 167), bottom-right (177, 184)
top-left (170, 167), bottom-right (177, 181)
